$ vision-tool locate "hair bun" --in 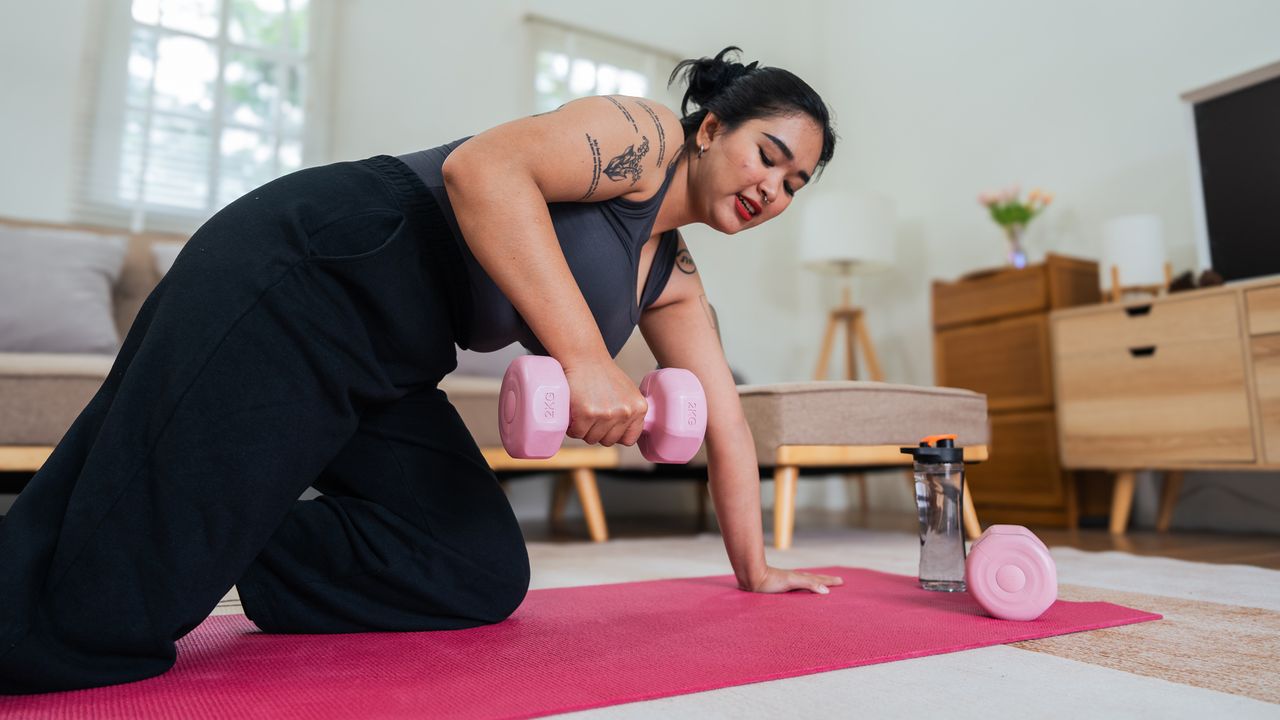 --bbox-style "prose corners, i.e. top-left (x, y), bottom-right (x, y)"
top-left (669, 47), bottom-right (759, 115)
